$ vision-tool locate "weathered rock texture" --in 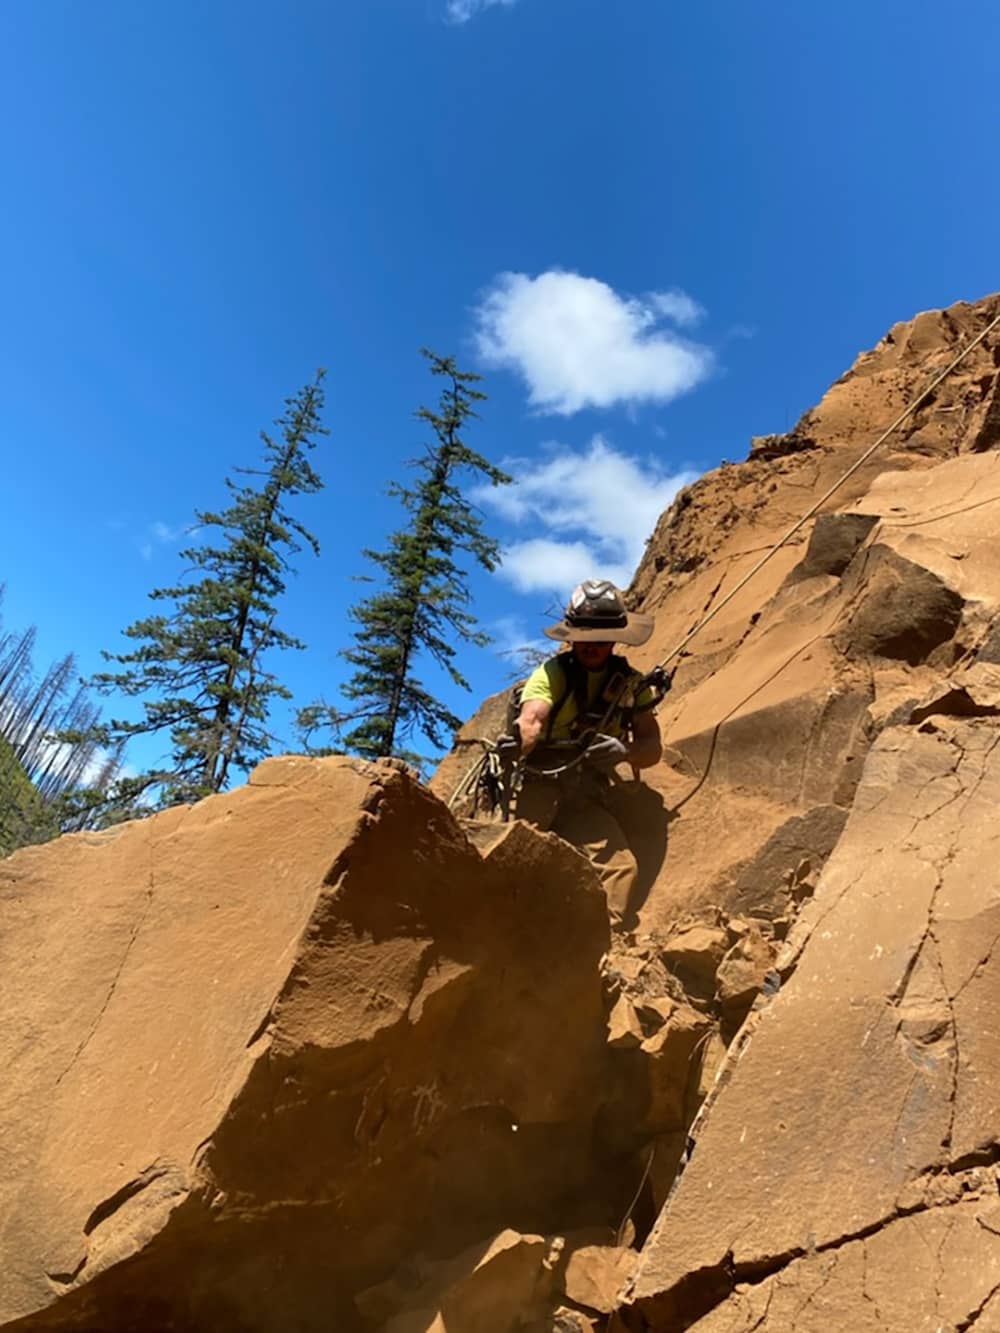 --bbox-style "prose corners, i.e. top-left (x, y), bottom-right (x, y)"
top-left (1, 756), bottom-right (624, 1330)
top-left (625, 718), bottom-right (1000, 1329)
top-left (434, 292), bottom-right (1000, 1328)
top-left (610, 297), bottom-right (1000, 1328)
top-left (436, 294), bottom-right (1000, 937)
top-left (7, 293), bottom-right (1000, 1332)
